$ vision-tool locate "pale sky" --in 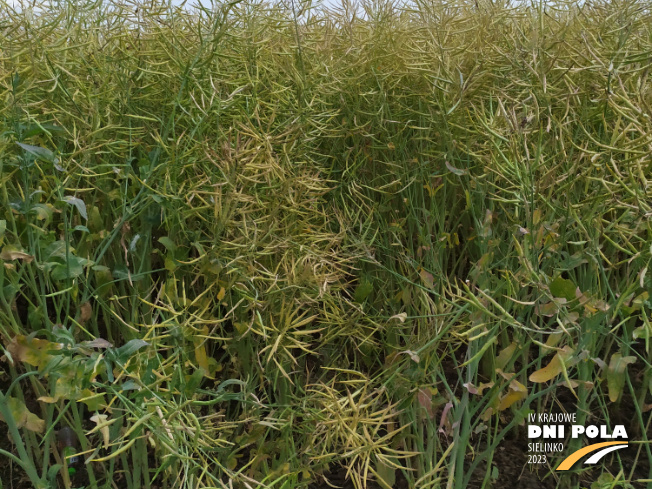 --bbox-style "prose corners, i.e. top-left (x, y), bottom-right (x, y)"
top-left (6, 0), bottom-right (367, 15)
top-left (175, 0), bottom-right (366, 13)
